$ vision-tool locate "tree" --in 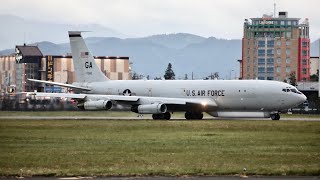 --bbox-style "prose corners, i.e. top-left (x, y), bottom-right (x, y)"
top-left (204, 72), bottom-right (219, 80)
top-left (184, 74), bottom-right (188, 80)
top-left (310, 69), bottom-right (319, 82)
top-left (289, 71), bottom-right (297, 86)
top-left (164, 63), bottom-right (175, 80)
top-left (132, 72), bottom-right (141, 80)
top-left (213, 72), bottom-right (219, 79)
